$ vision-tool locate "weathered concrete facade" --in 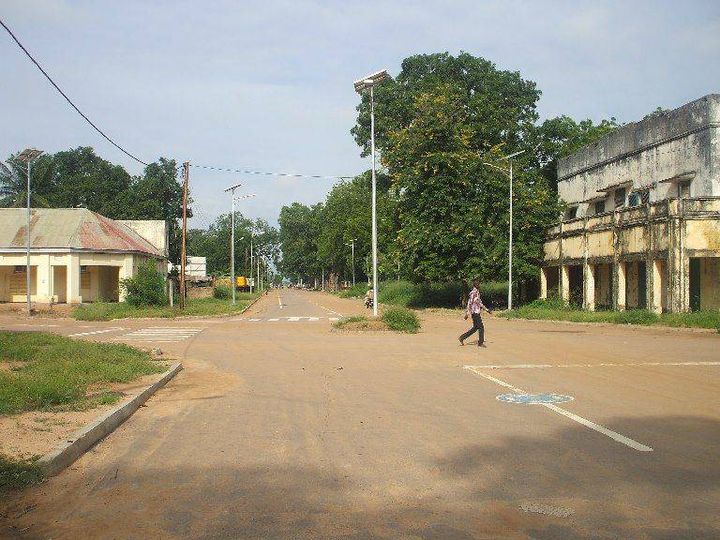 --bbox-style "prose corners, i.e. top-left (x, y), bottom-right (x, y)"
top-left (541, 94), bottom-right (720, 313)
